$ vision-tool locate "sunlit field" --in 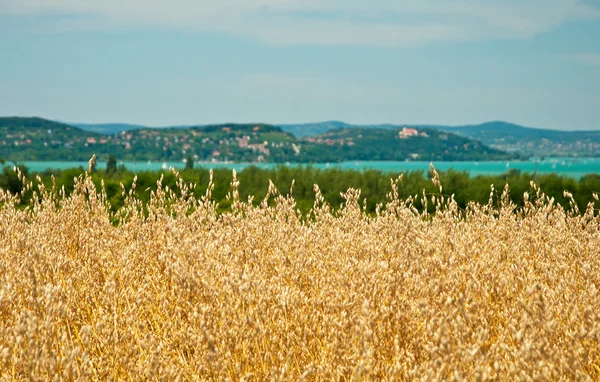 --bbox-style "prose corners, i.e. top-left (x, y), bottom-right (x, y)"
top-left (1, 162), bottom-right (599, 380)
